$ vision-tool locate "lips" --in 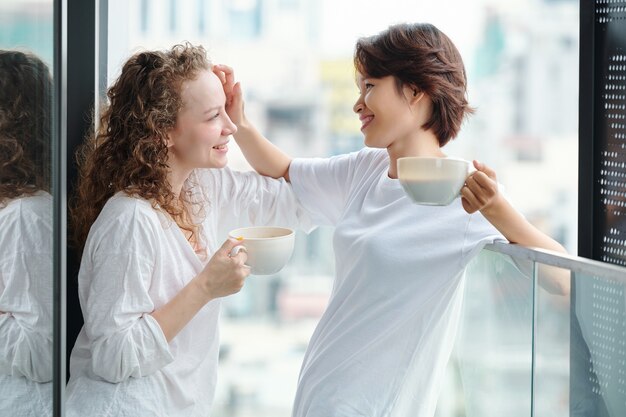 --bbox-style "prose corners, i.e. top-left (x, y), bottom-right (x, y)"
top-left (212, 141), bottom-right (229, 151)
top-left (360, 115), bottom-right (374, 130)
